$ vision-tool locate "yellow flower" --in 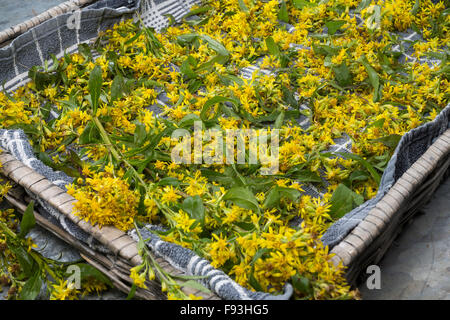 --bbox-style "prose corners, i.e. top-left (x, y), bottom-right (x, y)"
top-left (208, 233), bottom-right (235, 268)
top-left (154, 160), bottom-right (166, 170)
top-left (160, 186), bottom-right (181, 205)
top-left (230, 261), bottom-right (251, 286)
top-left (25, 237), bottom-right (38, 253)
top-left (69, 173), bottom-right (139, 231)
top-left (173, 210), bottom-right (198, 233)
top-left (185, 171), bottom-right (207, 196)
top-left (129, 266), bottom-right (147, 289)
top-left (81, 278), bottom-right (108, 296)
top-left (50, 280), bottom-right (79, 300)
